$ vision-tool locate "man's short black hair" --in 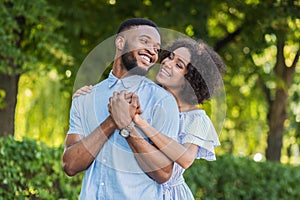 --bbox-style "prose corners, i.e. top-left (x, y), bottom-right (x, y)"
top-left (117, 18), bottom-right (159, 34)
